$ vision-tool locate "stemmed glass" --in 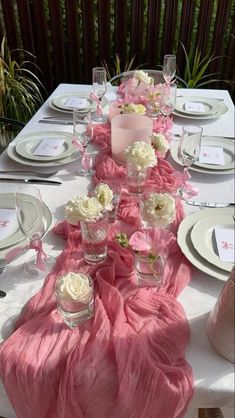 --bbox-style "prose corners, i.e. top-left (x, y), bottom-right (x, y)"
top-left (14, 186), bottom-right (54, 276)
top-left (163, 54), bottom-right (176, 85)
top-left (177, 125), bottom-right (203, 197)
top-left (92, 67), bottom-right (107, 122)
